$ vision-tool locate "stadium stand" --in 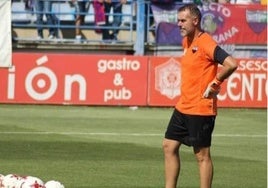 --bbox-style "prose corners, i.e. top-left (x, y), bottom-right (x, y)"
top-left (52, 1), bottom-right (75, 22)
top-left (11, 0), bottom-right (267, 56)
top-left (11, 1), bottom-right (32, 24)
top-left (11, 0), bottom-right (143, 54)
